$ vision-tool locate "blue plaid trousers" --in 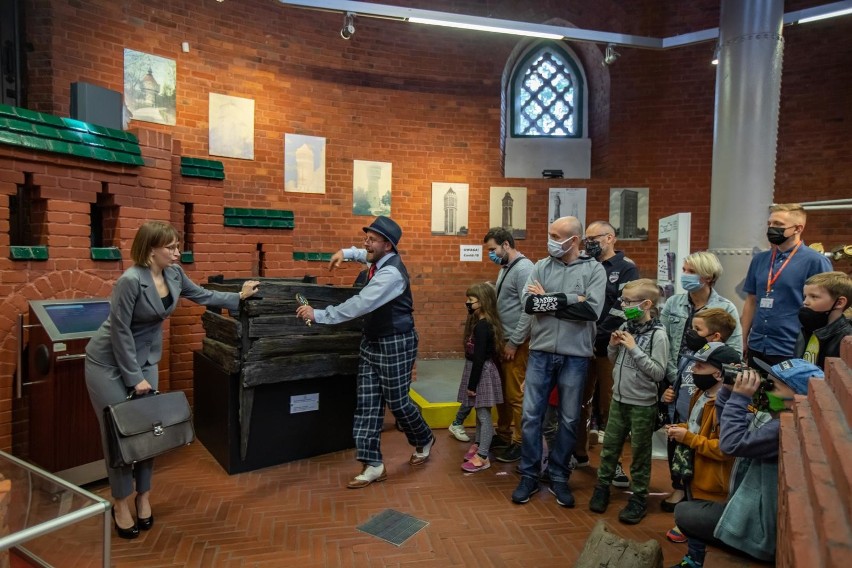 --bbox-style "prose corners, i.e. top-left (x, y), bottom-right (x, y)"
top-left (354, 329), bottom-right (432, 465)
